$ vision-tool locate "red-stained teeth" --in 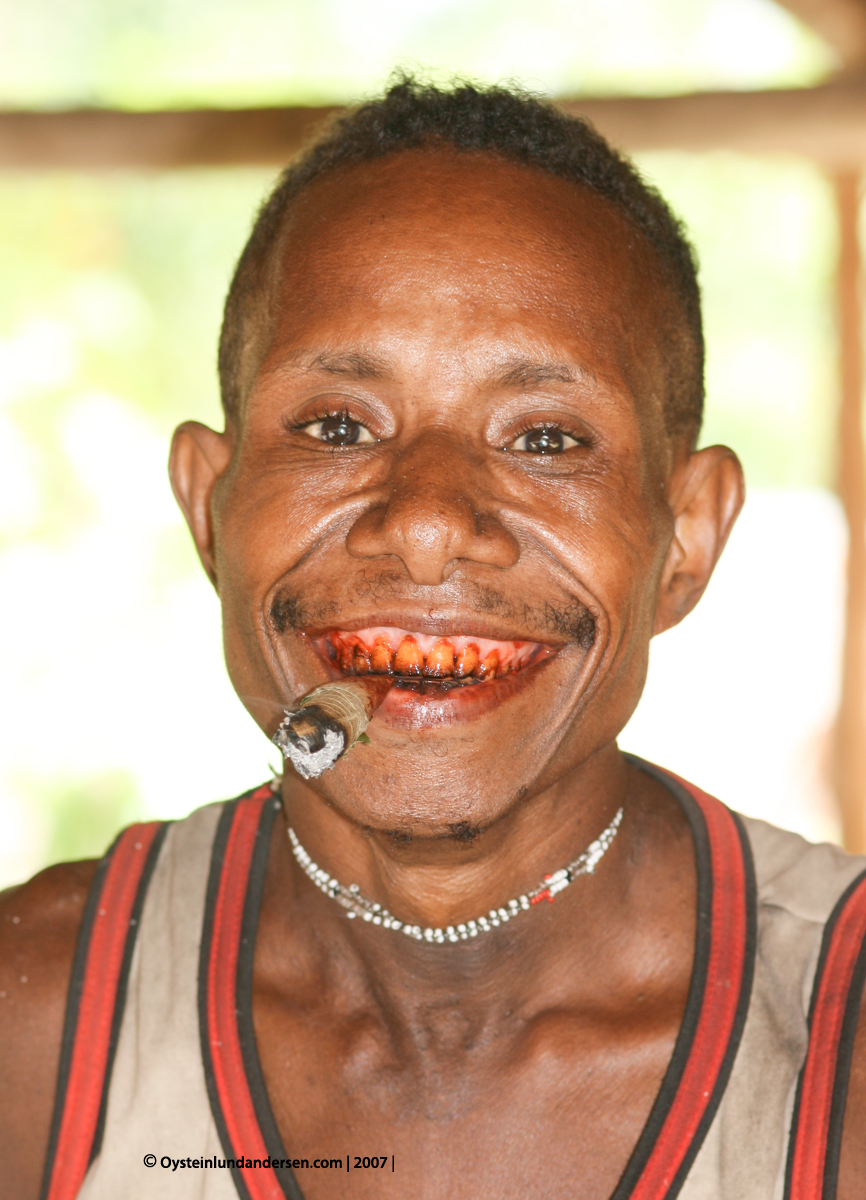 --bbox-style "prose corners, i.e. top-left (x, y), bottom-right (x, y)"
top-left (455, 644), bottom-right (480, 678)
top-left (478, 649), bottom-right (499, 680)
top-left (336, 641), bottom-right (355, 674)
top-left (425, 639), bottom-right (456, 678)
top-left (393, 635), bottom-right (424, 676)
top-left (316, 626), bottom-right (555, 681)
top-left (370, 635), bottom-right (393, 675)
